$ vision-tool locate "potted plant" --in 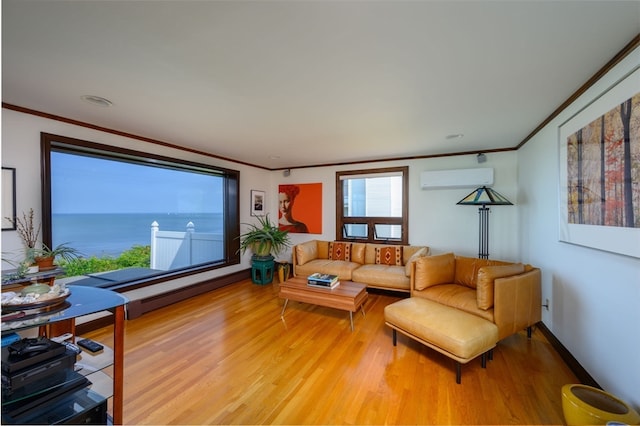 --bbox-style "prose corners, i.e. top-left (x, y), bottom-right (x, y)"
top-left (238, 215), bottom-right (291, 258)
top-left (34, 242), bottom-right (82, 270)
